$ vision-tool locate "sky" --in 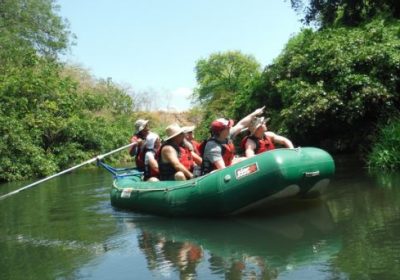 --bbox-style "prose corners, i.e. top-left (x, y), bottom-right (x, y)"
top-left (57, 0), bottom-right (303, 111)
